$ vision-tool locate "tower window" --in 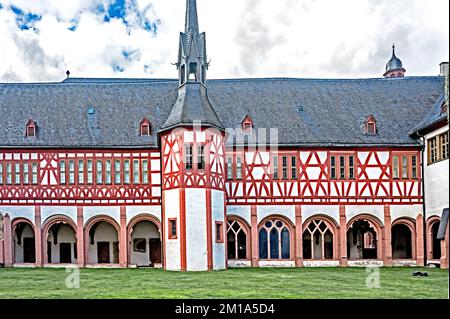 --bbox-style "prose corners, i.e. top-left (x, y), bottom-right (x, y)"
top-left (185, 145), bottom-right (193, 170)
top-left (216, 222), bottom-right (224, 243)
top-left (168, 218), bottom-right (178, 239)
top-left (197, 145), bottom-right (206, 170)
top-left (25, 120), bottom-right (36, 137)
top-left (140, 118), bottom-right (151, 136)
